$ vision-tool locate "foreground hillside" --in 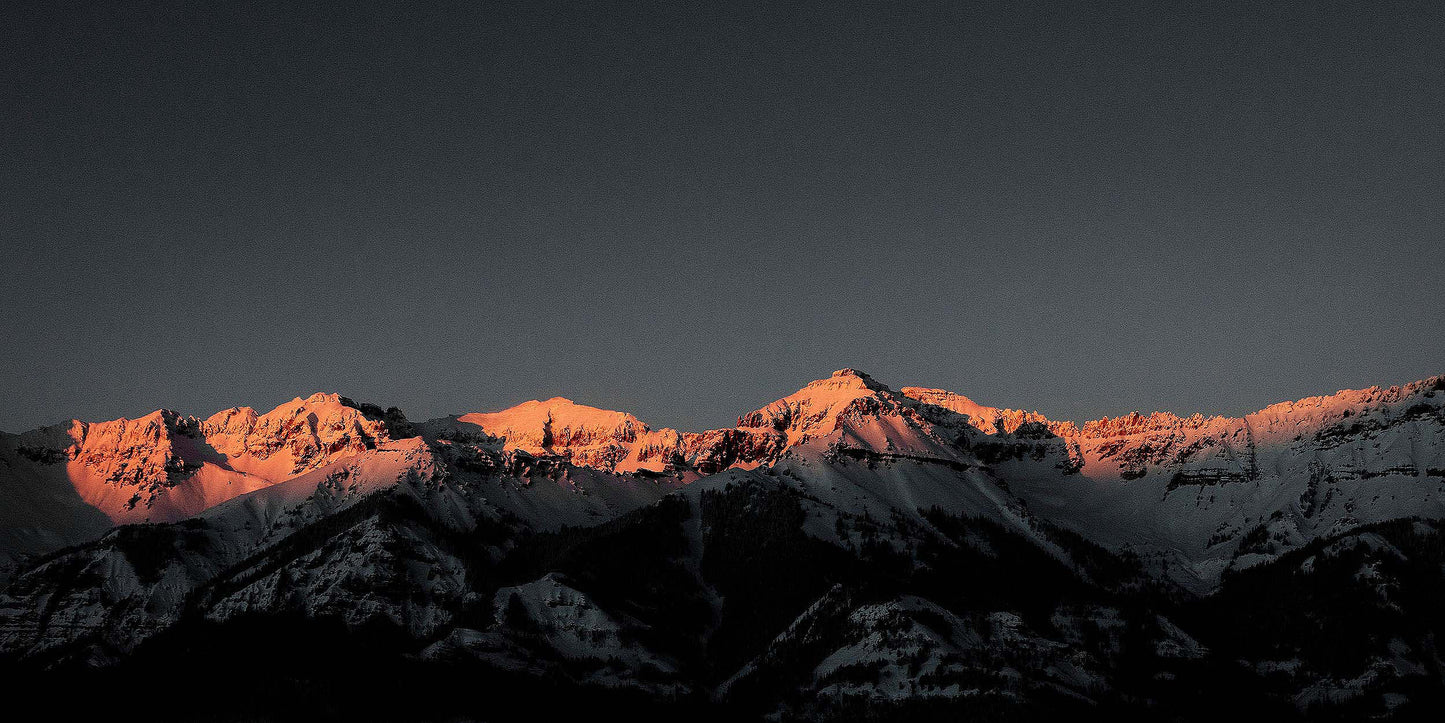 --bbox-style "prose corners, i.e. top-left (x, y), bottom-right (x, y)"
top-left (1, 369), bottom-right (1442, 720)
